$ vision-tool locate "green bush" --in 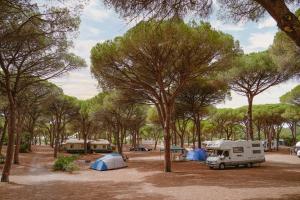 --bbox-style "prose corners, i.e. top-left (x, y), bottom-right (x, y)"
top-left (65, 162), bottom-right (80, 172)
top-left (53, 155), bottom-right (79, 172)
top-left (19, 143), bottom-right (30, 153)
